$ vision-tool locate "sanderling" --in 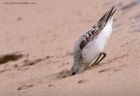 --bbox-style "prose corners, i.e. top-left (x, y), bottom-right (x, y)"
top-left (71, 6), bottom-right (116, 75)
